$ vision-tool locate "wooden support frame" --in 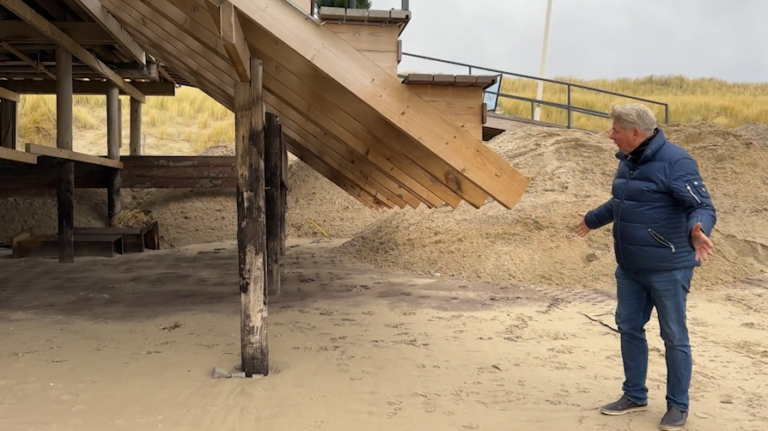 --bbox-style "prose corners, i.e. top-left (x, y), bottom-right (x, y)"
top-left (235, 56), bottom-right (268, 377)
top-left (0, 41), bottom-right (57, 79)
top-left (0, 0), bottom-right (146, 103)
top-left (220, 0), bottom-right (250, 82)
top-left (71, 0), bottom-right (147, 64)
top-left (0, 146), bottom-right (35, 164)
top-left (99, 0), bottom-right (435, 208)
top-left (265, 112), bottom-right (282, 296)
